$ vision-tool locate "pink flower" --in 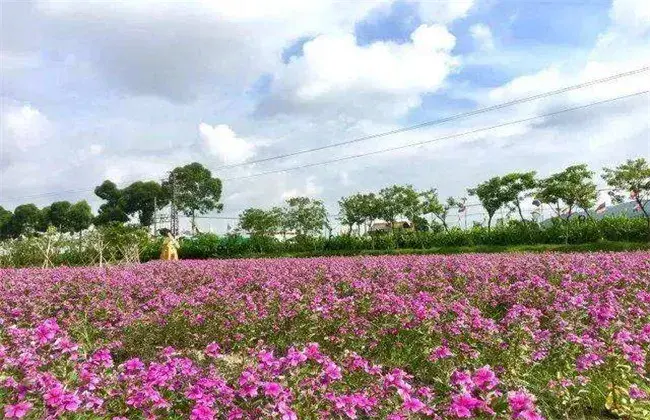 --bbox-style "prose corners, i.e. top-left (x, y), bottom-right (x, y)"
top-left (277, 401), bottom-right (298, 420)
top-left (449, 393), bottom-right (483, 418)
top-left (516, 409), bottom-right (545, 420)
top-left (62, 393), bottom-right (82, 412)
top-left (35, 318), bottom-right (60, 344)
top-left (429, 345), bottom-right (453, 361)
top-left (4, 402), bottom-right (32, 418)
top-left (402, 396), bottom-right (426, 413)
top-left (191, 404), bottom-right (216, 420)
top-left (205, 342), bottom-right (221, 358)
top-left (629, 385), bottom-right (648, 400)
top-left (450, 370), bottom-right (473, 391)
top-left (124, 357), bottom-right (145, 372)
top-left (473, 365), bottom-right (499, 391)
top-left (44, 386), bottom-right (65, 407)
top-left (508, 390), bottom-right (534, 412)
top-left (324, 361), bottom-right (342, 381)
top-left (263, 382), bottom-right (283, 398)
